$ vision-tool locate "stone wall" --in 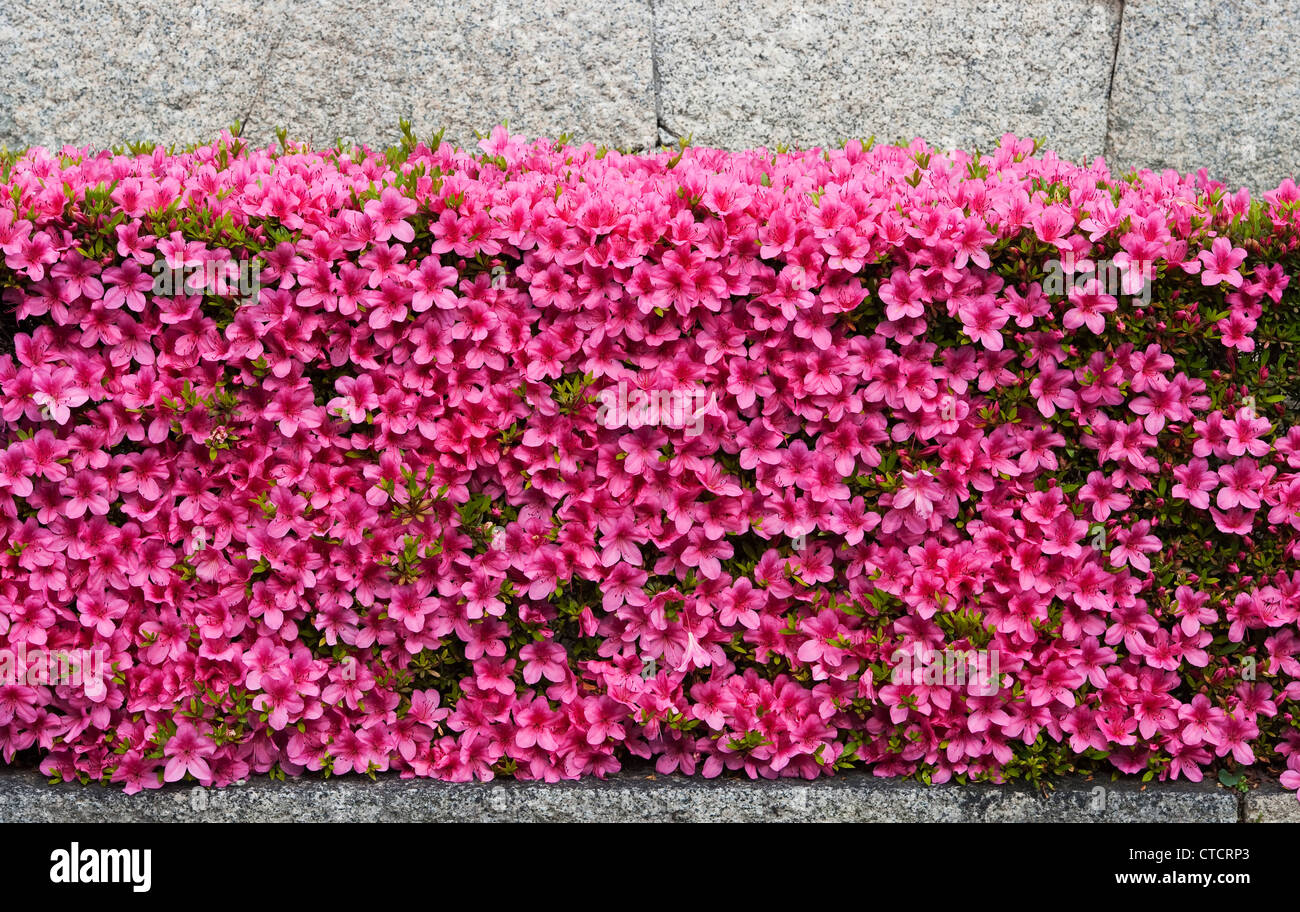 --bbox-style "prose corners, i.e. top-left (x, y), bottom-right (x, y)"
top-left (0, 768), bottom-right (1263, 822)
top-left (0, 0), bottom-right (1295, 189)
